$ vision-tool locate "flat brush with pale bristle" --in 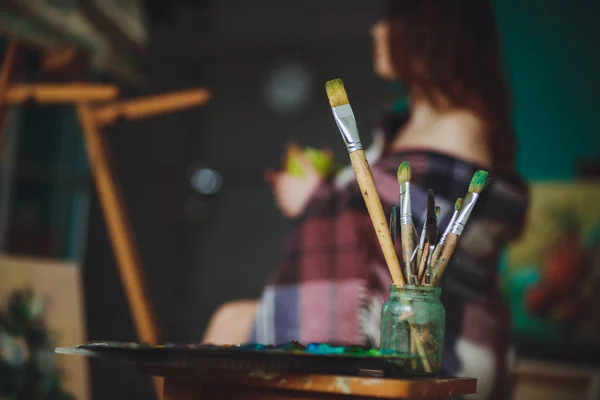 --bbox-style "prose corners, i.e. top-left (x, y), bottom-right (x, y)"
top-left (326, 79), bottom-right (432, 372)
top-left (325, 79), bottom-right (404, 286)
top-left (430, 170), bottom-right (489, 285)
